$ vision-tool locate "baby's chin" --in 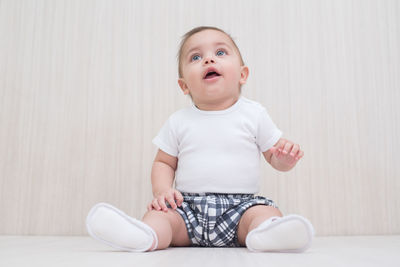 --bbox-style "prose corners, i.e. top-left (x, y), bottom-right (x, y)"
top-left (195, 91), bottom-right (240, 104)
